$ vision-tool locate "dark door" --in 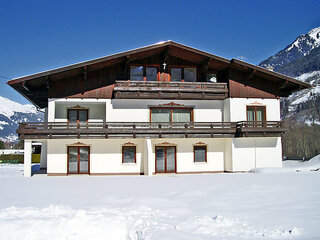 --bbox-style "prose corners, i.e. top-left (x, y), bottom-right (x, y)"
top-left (68, 146), bottom-right (90, 174)
top-left (155, 146), bottom-right (176, 173)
